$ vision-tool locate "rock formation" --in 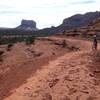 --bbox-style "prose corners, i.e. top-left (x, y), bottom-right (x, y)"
top-left (17, 19), bottom-right (38, 31)
top-left (57, 11), bottom-right (100, 32)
